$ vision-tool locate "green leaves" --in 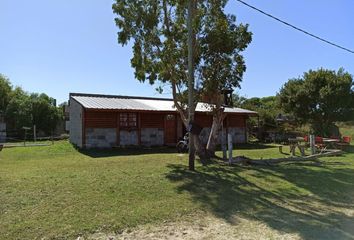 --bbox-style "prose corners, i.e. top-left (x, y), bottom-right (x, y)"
top-left (0, 74), bottom-right (12, 114)
top-left (238, 96), bottom-right (280, 127)
top-left (112, 0), bottom-right (252, 106)
top-left (278, 68), bottom-right (354, 136)
top-left (0, 75), bottom-right (62, 135)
